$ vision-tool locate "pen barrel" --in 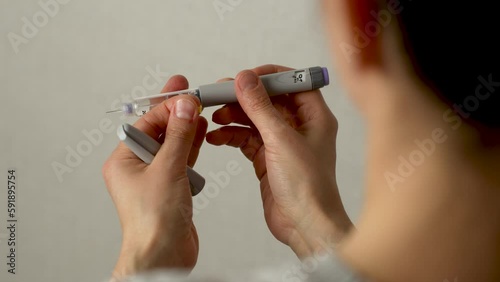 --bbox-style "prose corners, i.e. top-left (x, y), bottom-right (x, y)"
top-left (198, 66), bottom-right (329, 107)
